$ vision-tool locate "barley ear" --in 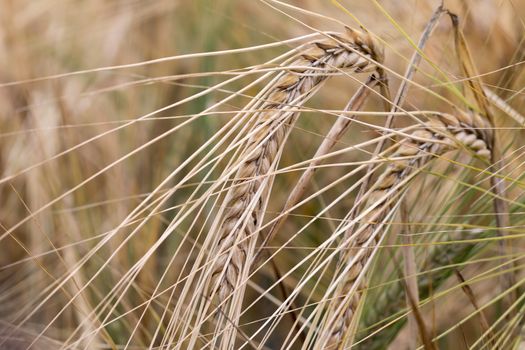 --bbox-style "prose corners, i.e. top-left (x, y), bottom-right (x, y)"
top-left (319, 112), bottom-right (492, 349)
